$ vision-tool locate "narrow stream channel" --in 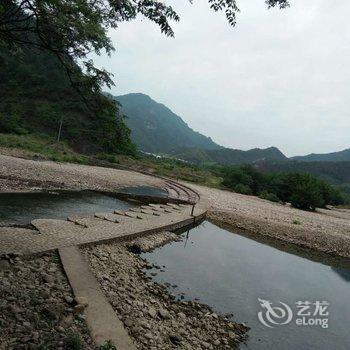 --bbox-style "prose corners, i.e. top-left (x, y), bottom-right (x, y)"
top-left (142, 220), bottom-right (350, 350)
